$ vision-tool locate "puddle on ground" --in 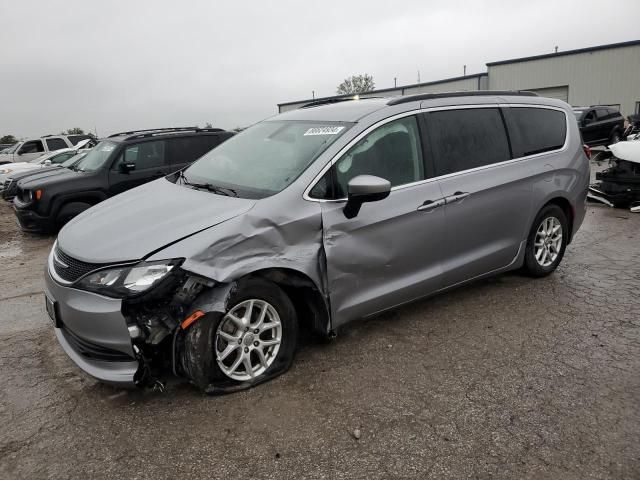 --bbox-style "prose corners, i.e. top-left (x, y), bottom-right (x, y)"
top-left (0, 239), bottom-right (22, 259)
